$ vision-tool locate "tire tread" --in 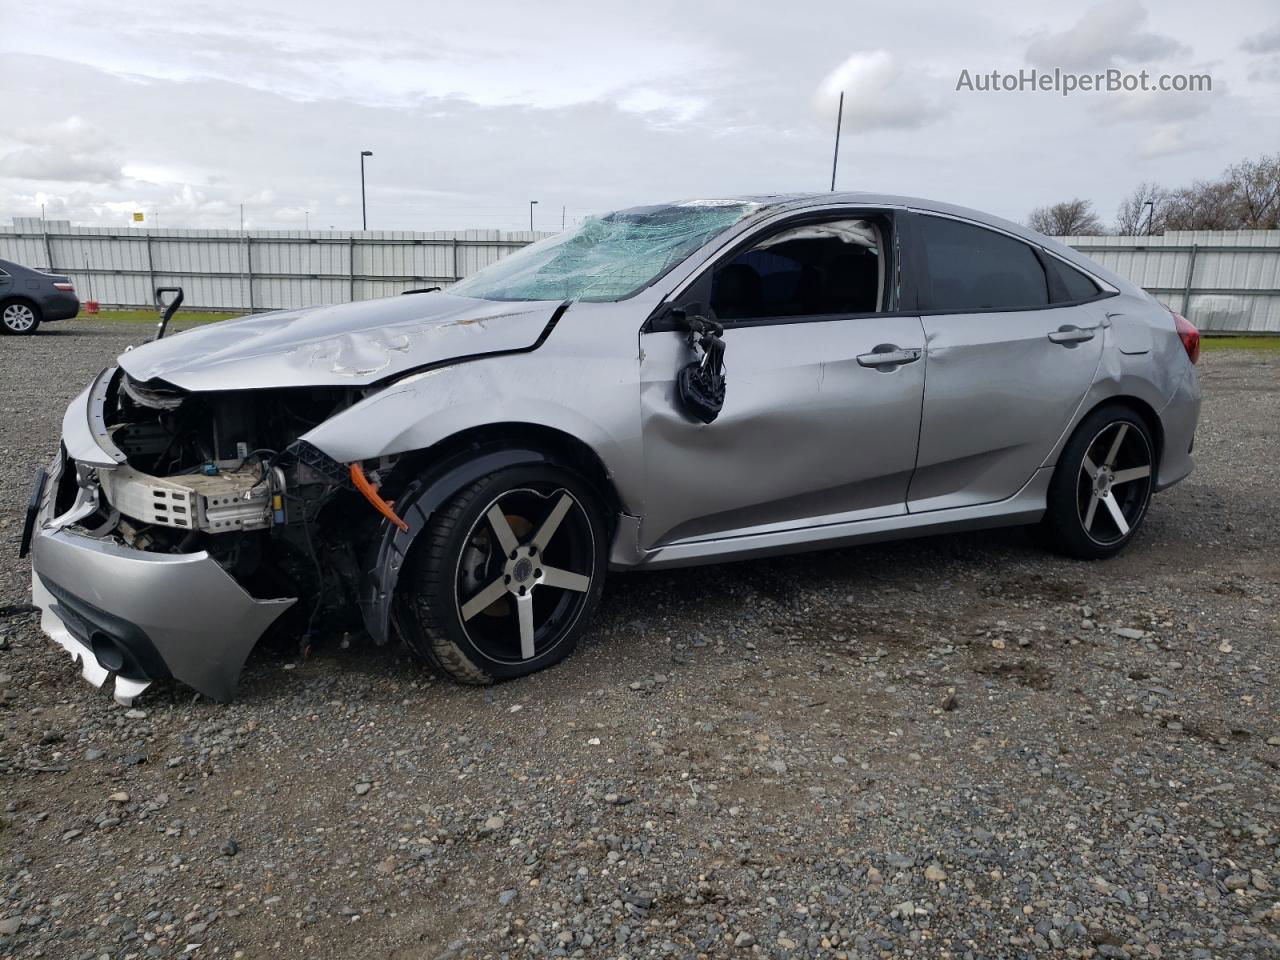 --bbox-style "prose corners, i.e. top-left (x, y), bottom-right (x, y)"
top-left (399, 477), bottom-right (495, 685)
